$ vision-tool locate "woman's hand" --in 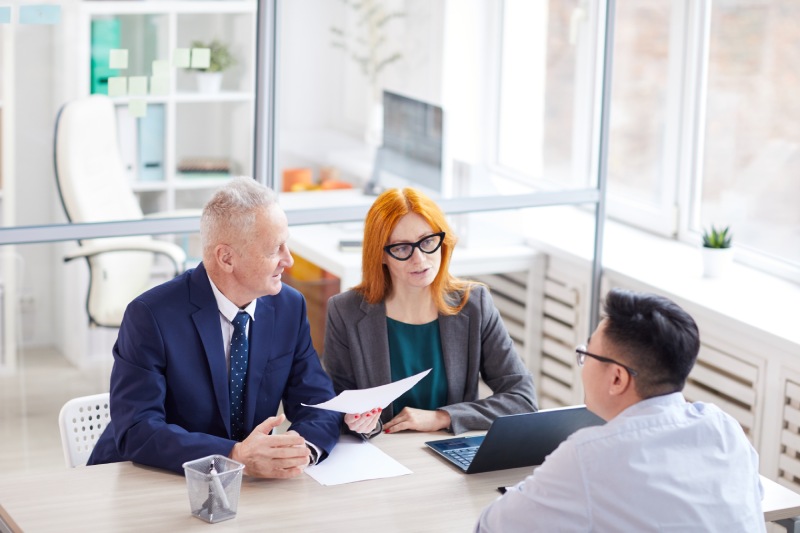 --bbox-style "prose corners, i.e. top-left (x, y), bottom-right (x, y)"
top-left (344, 407), bottom-right (382, 434)
top-left (383, 407), bottom-right (450, 434)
